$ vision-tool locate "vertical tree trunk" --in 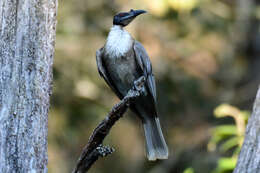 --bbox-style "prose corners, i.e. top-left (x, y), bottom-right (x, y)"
top-left (0, 0), bottom-right (57, 172)
top-left (234, 86), bottom-right (260, 173)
